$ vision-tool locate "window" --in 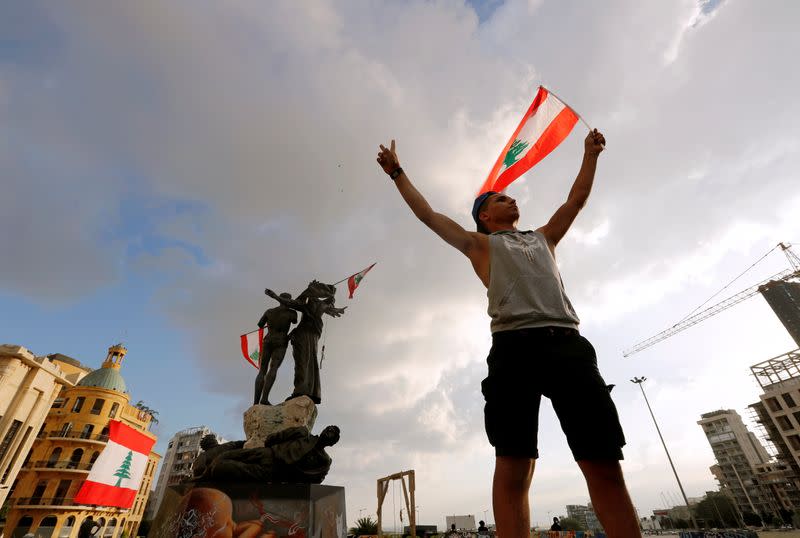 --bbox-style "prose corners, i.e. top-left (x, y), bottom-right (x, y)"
top-left (109, 402), bottom-right (120, 418)
top-left (89, 451), bottom-right (100, 466)
top-left (785, 393), bottom-right (797, 408)
top-left (90, 399), bottom-right (105, 415)
top-left (793, 411), bottom-right (800, 425)
top-left (54, 479), bottom-right (71, 502)
top-left (52, 398), bottom-right (65, 409)
top-left (0, 420), bottom-right (22, 462)
top-left (777, 415), bottom-right (793, 431)
top-left (2, 426), bottom-right (32, 482)
top-left (80, 424), bottom-right (94, 439)
top-left (68, 448), bottom-right (84, 469)
top-left (60, 422), bottom-right (73, 436)
top-left (47, 447), bottom-right (63, 468)
top-left (788, 435), bottom-right (800, 450)
top-left (72, 397), bottom-right (85, 413)
top-left (767, 397), bottom-right (783, 412)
